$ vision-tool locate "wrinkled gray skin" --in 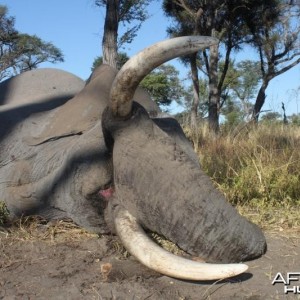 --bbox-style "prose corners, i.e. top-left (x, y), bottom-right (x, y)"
top-left (0, 65), bottom-right (266, 263)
